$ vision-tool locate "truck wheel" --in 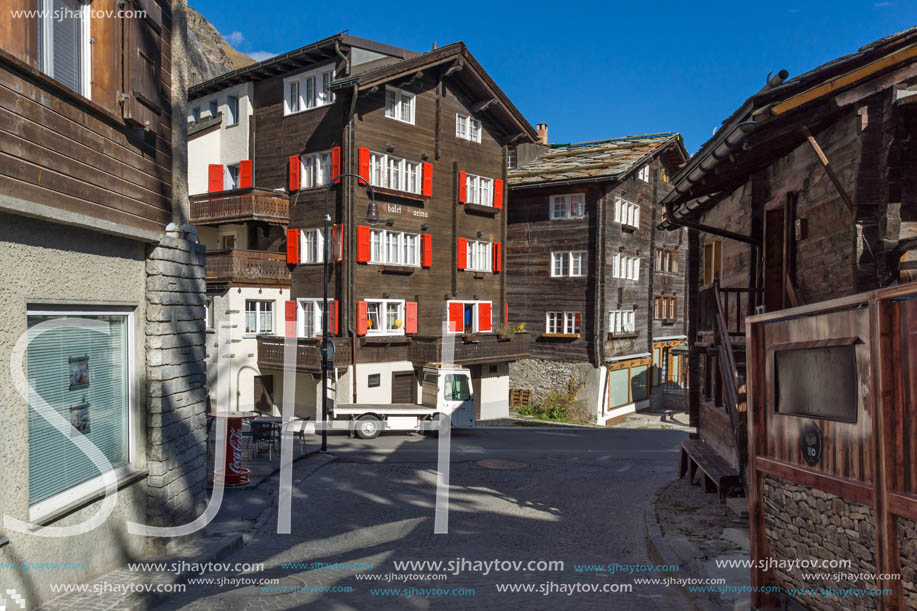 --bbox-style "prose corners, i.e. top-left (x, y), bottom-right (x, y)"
top-left (356, 415), bottom-right (382, 440)
top-left (425, 413), bottom-right (446, 436)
